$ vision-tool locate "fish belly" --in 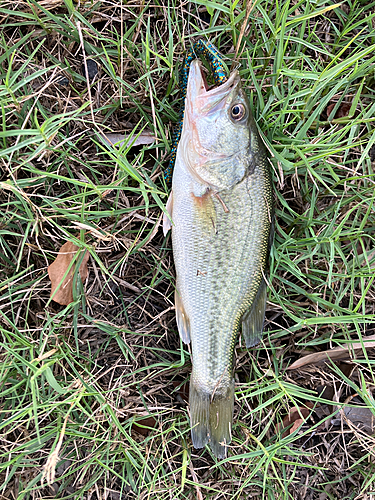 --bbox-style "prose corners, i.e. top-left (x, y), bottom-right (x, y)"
top-left (172, 156), bottom-right (271, 457)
